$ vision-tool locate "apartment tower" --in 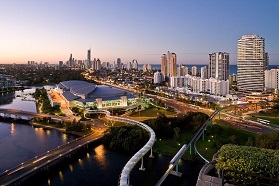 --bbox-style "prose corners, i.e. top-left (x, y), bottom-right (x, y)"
top-left (208, 52), bottom-right (229, 80)
top-left (237, 34), bottom-right (268, 92)
top-left (161, 51), bottom-right (177, 77)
